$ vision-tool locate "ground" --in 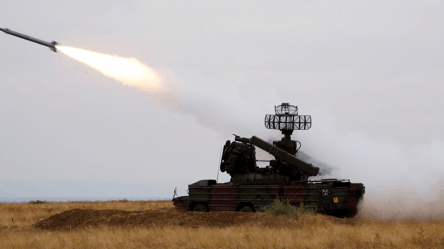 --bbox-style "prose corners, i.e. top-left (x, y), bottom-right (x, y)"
top-left (1, 200), bottom-right (443, 248)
